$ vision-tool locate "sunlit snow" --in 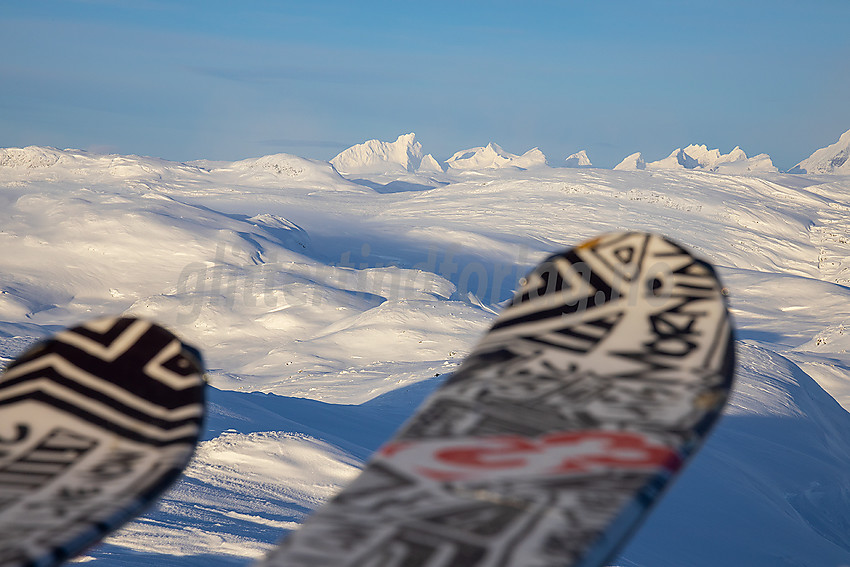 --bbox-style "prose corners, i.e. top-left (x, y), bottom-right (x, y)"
top-left (2, 130), bottom-right (850, 566)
